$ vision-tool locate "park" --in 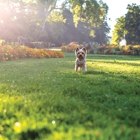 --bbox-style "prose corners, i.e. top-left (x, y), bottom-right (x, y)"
top-left (0, 0), bottom-right (140, 139)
